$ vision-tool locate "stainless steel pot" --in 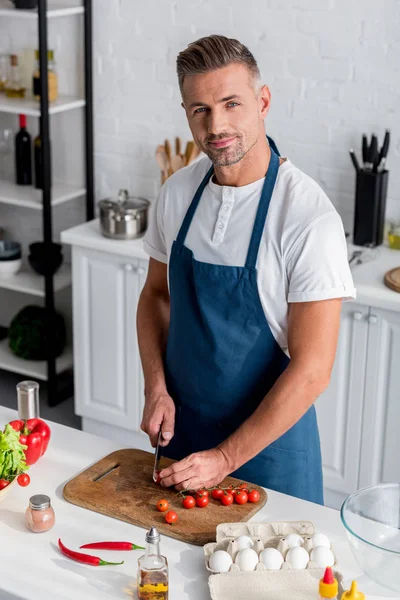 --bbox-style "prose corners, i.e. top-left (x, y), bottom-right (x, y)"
top-left (98, 189), bottom-right (150, 240)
